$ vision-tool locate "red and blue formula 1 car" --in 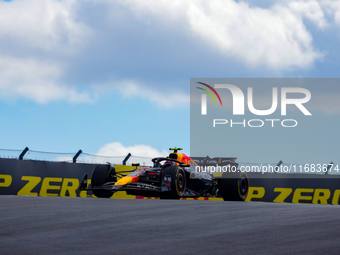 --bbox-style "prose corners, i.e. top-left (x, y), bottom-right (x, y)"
top-left (79, 148), bottom-right (249, 201)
